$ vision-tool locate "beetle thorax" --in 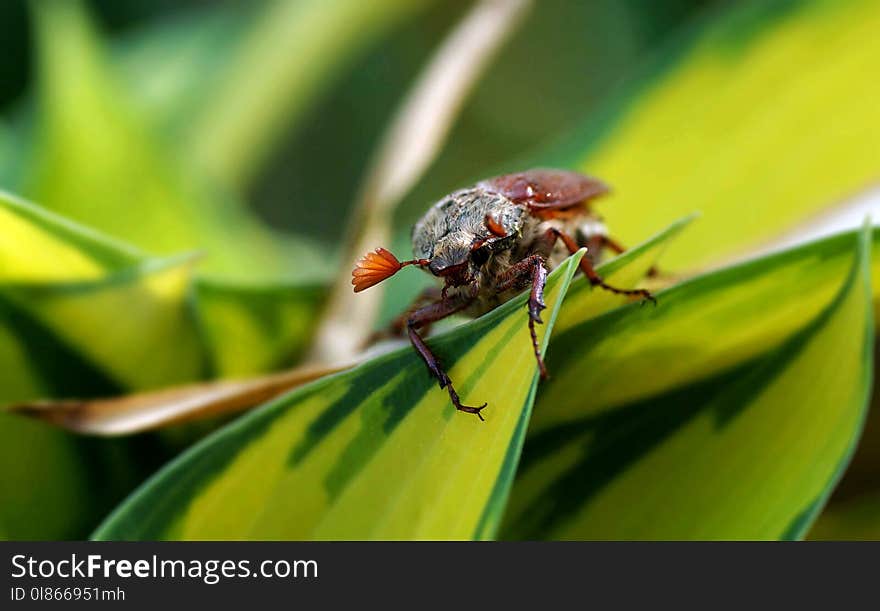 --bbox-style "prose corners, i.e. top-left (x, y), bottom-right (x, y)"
top-left (411, 188), bottom-right (524, 272)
